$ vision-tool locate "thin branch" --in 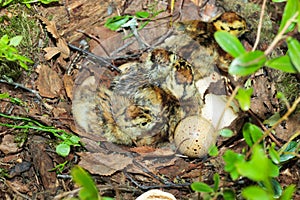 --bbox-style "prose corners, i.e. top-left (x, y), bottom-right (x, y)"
top-left (68, 43), bottom-right (121, 73)
top-left (0, 78), bottom-right (42, 100)
top-left (252, 0), bottom-right (267, 51)
top-left (246, 96), bottom-right (300, 158)
top-left (264, 12), bottom-right (299, 56)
